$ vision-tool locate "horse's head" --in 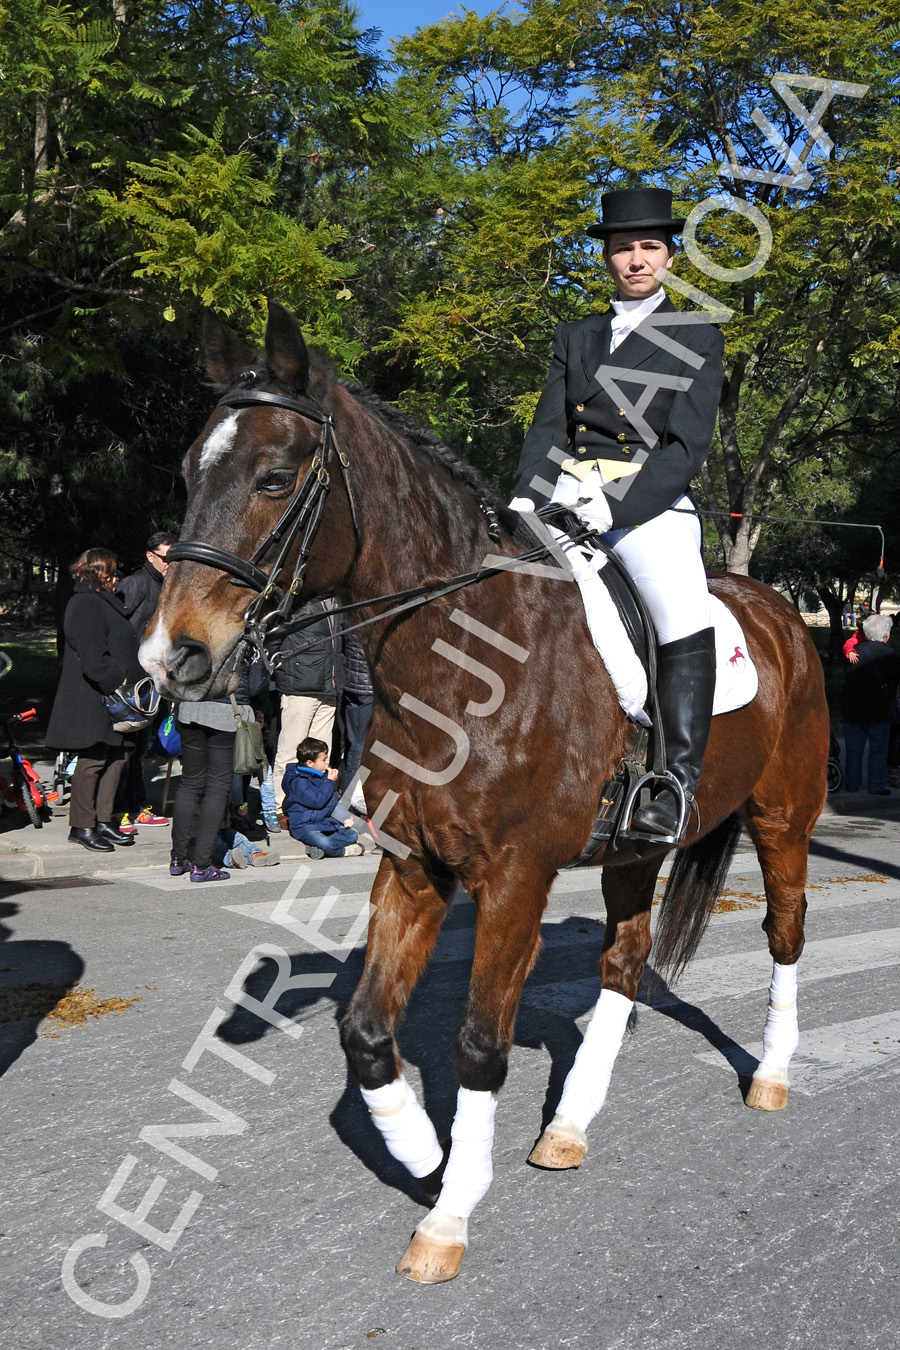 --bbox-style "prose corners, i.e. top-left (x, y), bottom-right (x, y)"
top-left (141, 301), bottom-right (357, 699)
